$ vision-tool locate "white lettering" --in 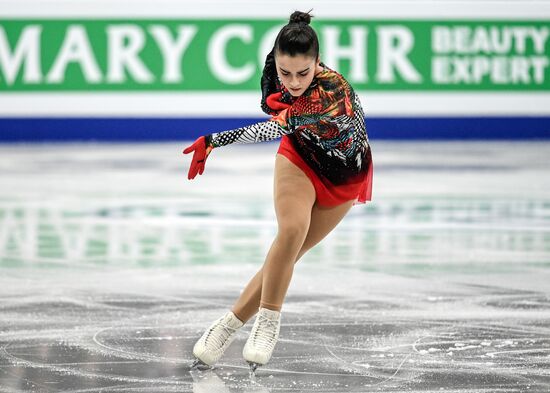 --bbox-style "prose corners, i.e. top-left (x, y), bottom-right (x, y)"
top-left (471, 27), bottom-right (492, 54)
top-left (510, 56), bottom-right (530, 84)
top-left (432, 56), bottom-right (449, 83)
top-left (530, 26), bottom-right (550, 54)
top-left (531, 56), bottom-right (549, 84)
top-left (46, 25), bottom-right (102, 84)
top-left (149, 25), bottom-right (197, 83)
top-left (0, 25), bottom-right (42, 85)
top-left (322, 26), bottom-right (369, 82)
top-left (511, 27), bottom-right (530, 54)
top-left (491, 27), bottom-right (513, 54)
top-left (258, 24), bottom-right (285, 70)
top-left (472, 56), bottom-right (491, 83)
top-left (376, 26), bottom-right (422, 83)
top-left (432, 26), bottom-right (452, 53)
top-left (491, 56), bottom-right (508, 84)
top-left (454, 26), bottom-right (470, 53)
top-left (432, 55), bottom-right (548, 84)
top-left (107, 25), bottom-right (154, 83)
top-left (208, 24), bottom-right (254, 84)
